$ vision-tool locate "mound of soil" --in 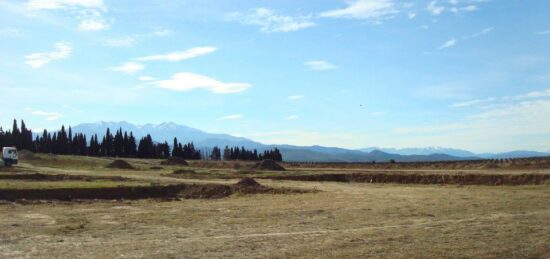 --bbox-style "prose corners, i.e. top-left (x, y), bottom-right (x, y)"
top-left (106, 160), bottom-right (135, 170)
top-left (267, 173), bottom-right (550, 186)
top-left (161, 157), bottom-right (189, 166)
top-left (235, 177), bottom-right (262, 187)
top-left (253, 159), bottom-right (285, 171)
top-left (149, 166), bottom-right (164, 170)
